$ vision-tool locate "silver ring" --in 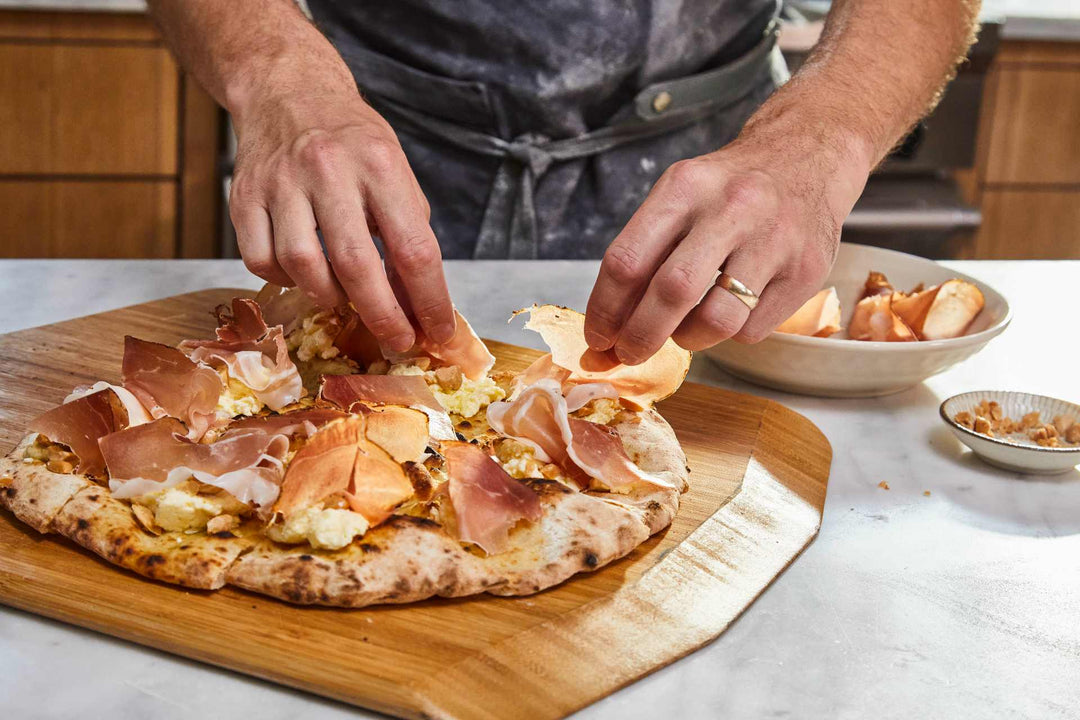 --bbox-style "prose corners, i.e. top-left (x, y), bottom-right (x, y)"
top-left (718, 272), bottom-right (759, 310)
